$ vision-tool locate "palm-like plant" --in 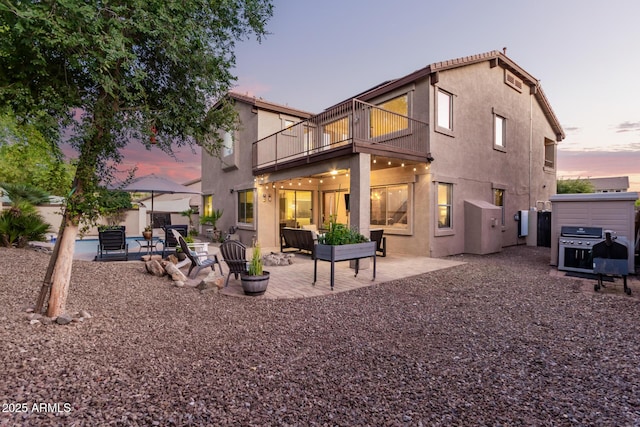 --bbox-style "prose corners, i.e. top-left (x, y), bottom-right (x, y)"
top-left (0, 184), bottom-right (52, 247)
top-left (0, 182), bottom-right (50, 205)
top-left (0, 202), bottom-right (50, 247)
